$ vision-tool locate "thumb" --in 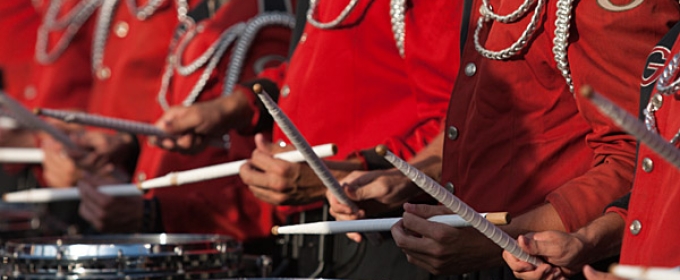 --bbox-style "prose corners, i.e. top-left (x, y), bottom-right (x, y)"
top-left (583, 265), bottom-right (621, 280)
top-left (254, 133), bottom-right (274, 154)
